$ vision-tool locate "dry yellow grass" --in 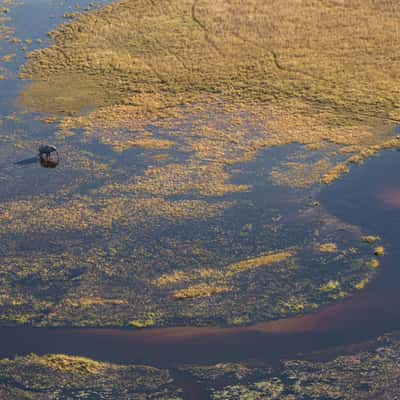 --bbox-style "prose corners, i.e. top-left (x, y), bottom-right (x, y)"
top-left (18, 0), bottom-right (400, 184)
top-left (26, 354), bottom-right (106, 374)
top-left (321, 164), bottom-right (350, 185)
top-left (133, 162), bottom-right (249, 197)
top-left (361, 235), bottom-right (380, 244)
top-left (227, 251), bottom-right (294, 274)
top-left (110, 138), bottom-right (173, 153)
top-left (153, 270), bottom-right (189, 287)
top-left (374, 246), bottom-right (385, 256)
top-left (66, 297), bottom-right (128, 308)
top-left (173, 283), bottom-right (231, 300)
top-left (153, 268), bottom-right (223, 287)
top-left (319, 243), bottom-right (338, 253)
top-left (354, 278), bottom-right (369, 290)
top-left (2, 53), bottom-right (15, 62)
top-left (271, 159), bottom-right (332, 188)
top-left (319, 280), bottom-right (340, 292)
top-left (0, 196), bottom-right (232, 234)
top-left (0, 14), bottom-right (15, 43)
top-left (368, 259), bottom-right (380, 269)
top-left (20, 0), bottom-right (400, 125)
top-left (94, 160), bottom-right (249, 197)
top-left (152, 249), bottom-right (294, 301)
